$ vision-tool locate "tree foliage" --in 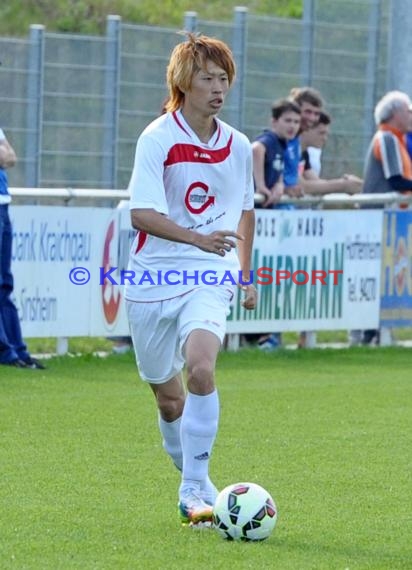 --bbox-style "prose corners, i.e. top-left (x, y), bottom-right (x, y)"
top-left (0, 0), bottom-right (302, 36)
